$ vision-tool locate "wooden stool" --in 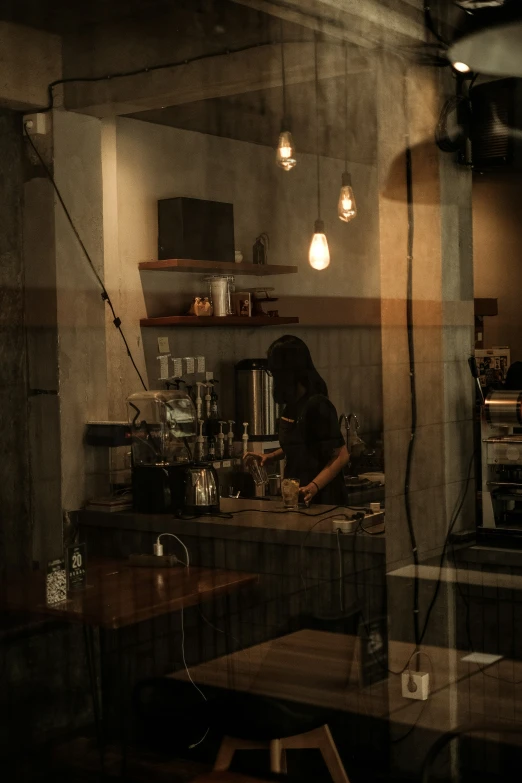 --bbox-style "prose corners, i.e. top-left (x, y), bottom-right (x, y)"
top-left (214, 724), bottom-right (350, 783)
